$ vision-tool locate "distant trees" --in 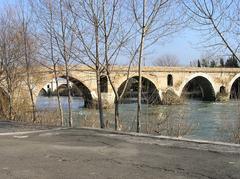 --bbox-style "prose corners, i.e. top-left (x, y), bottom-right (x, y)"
top-left (197, 60), bottom-right (201, 67)
top-left (190, 57), bottom-right (212, 67)
top-left (225, 56), bottom-right (239, 68)
top-left (201, 59), bottom-right (210, 67)
top-left (220, 58), bottom-right (225, 67)
top-left (153, 54), bottom-right (180, 67)
top-left (210, 60), bottom-right (217, 67)
top-left (190, 56), bottom-right (239, 68)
